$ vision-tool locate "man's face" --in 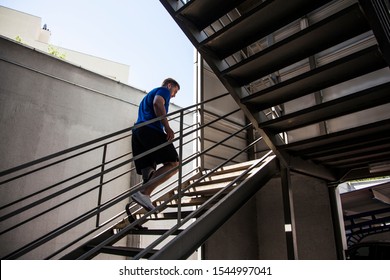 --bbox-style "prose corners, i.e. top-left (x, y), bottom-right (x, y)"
top-left (168, 83), bottom-right (179, 98)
